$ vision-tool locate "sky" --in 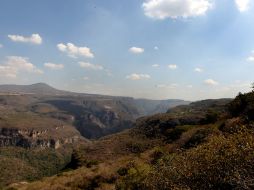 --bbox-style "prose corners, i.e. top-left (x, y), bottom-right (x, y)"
top-left (0, 0), bottom-right (254, 100)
